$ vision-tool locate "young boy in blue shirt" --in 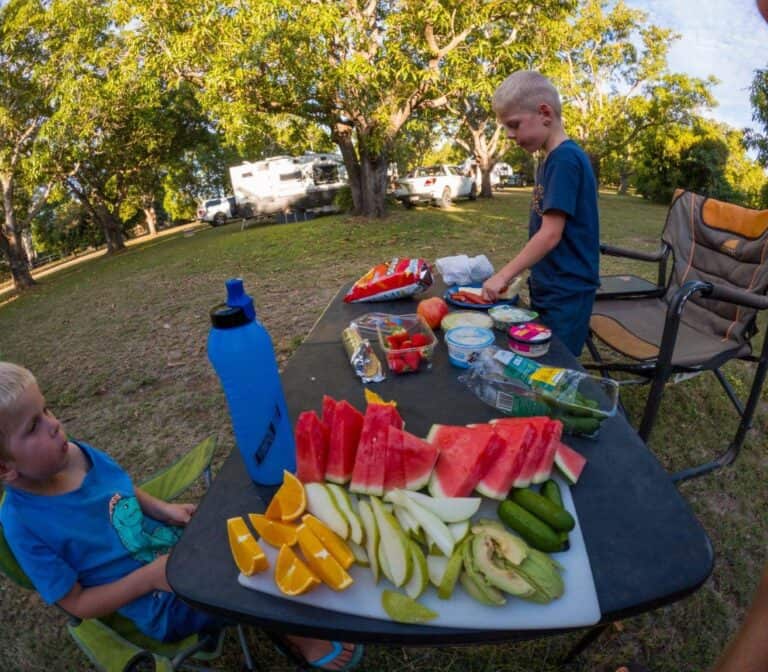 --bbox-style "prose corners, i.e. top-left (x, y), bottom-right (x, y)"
top-left (482, 70), bottom-right (600, 356)
top-left (0, 361), bottom-right (362, 670)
